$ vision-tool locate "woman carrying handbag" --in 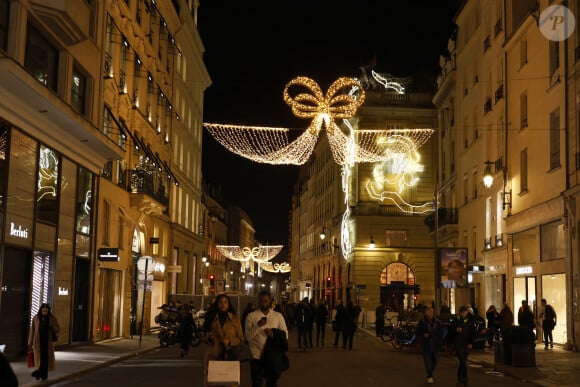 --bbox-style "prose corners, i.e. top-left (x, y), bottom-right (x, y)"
top-left (28, 303), bottom-right (60, 381)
